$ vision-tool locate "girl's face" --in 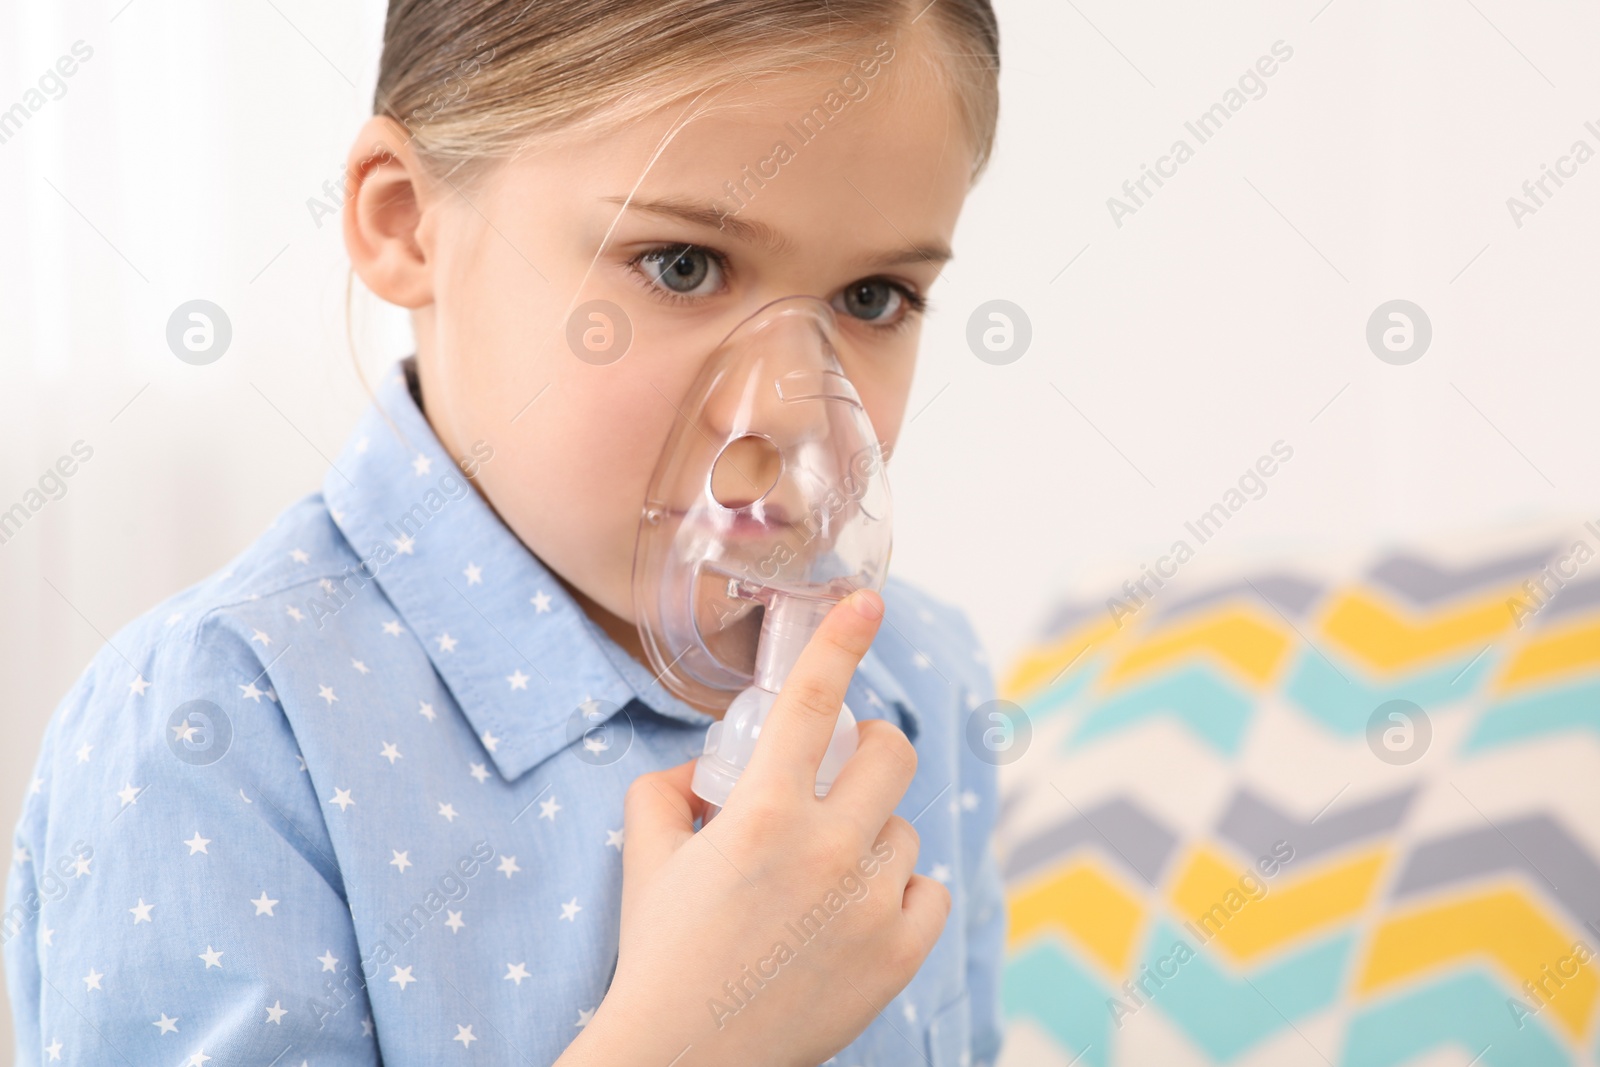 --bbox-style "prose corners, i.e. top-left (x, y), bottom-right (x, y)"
top-left (346, 27), bottom-right (974, 680)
